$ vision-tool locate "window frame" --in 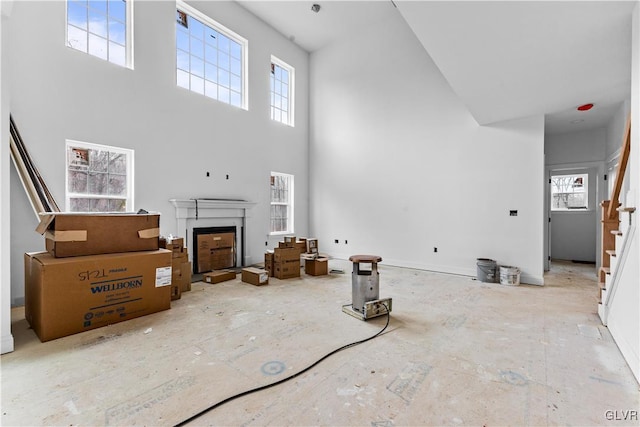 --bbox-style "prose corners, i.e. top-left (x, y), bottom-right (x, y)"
top-left (175, 0), bottom-right (249, 110)
top-left (65, 0), bottom-right (134, 69)
top-left (550, 172), bottom-right (589, 211)
top-left (269, 171), bottom-right (294, 235)
top-left (65, 139), bottom-right (135, 212)
top-left (270, 55), bottom-right (295, 126)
